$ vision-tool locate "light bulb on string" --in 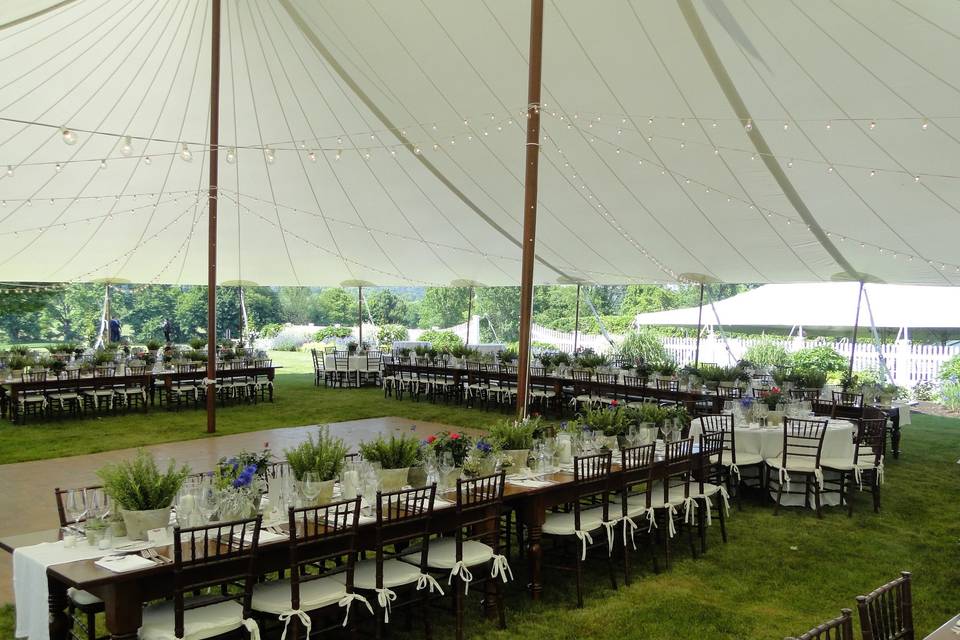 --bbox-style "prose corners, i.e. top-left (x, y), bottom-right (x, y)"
top-left (99, 159), bottom-right (107, 170)
top-left (265, 148), bottom-right (275, 164)
top-left (144, 156), bottom-right (152, 165)
top-left (783, 122), bottom-right (789, 130)
top-left (921, 119), bottom-right (929, 130)
top-left (826, 121), bottom-right (832, 130)
top-left (61, 128), bottom-right (77, 145)
top-left (868, 120), bottom-right (876, 130)
top-left (225, 147), bottom-right (236, 164)
top-left (5, 165), bottom-right (13, 177)
top-left (180, 144), bottom-right (192, 162)
top-left (55, 163), bottom-right (62, 173)
top-left (335, 149), bottom-right (342, 161)
top-left (119, 136), bottom-right (133, 156)
top-left (744, 119), bottom-right (753, 131)
top-left (307, 150), bottom-right (316, 162)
